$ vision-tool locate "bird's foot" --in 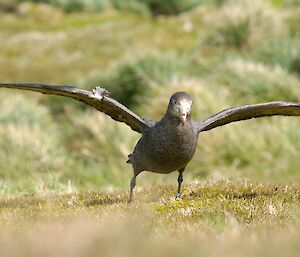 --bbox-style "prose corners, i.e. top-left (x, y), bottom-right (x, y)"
top-left (175, 192), bottom-right (182, 200)
top-left (128, 193), bottom-right (134, 204)
top-left (92, 87), bottom-right (109, 100)
top-left (128, 197), bottom-right (134, 204)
